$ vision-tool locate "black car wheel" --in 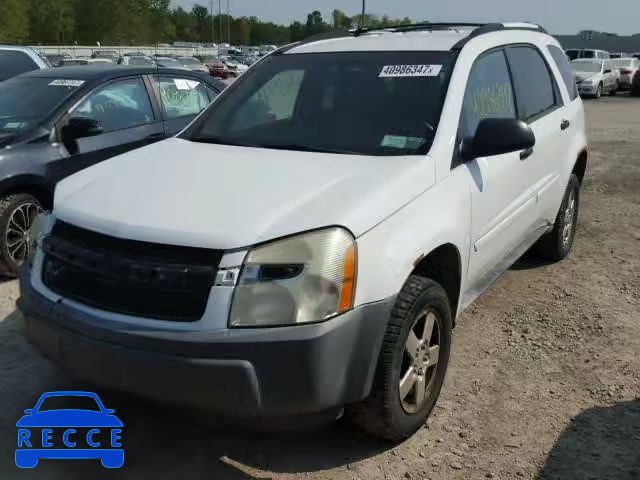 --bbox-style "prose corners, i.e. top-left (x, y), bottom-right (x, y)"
top-left (347, 276), bottom-right (452, 441)
top-left (0, 194), bottom-right (42, 277)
